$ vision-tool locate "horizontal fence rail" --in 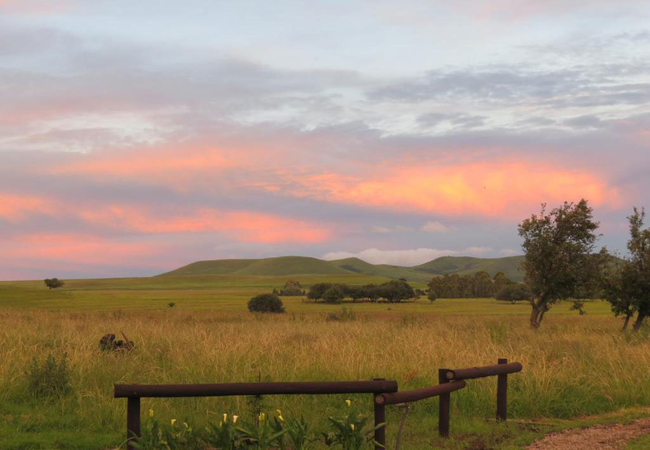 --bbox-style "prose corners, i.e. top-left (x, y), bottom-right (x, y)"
top-left (114, 380), bottom-right (398, 398)
top-left (445, 362), bottom-right (522, 381)
top-left (375, 380), bottom-right (466, 405)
